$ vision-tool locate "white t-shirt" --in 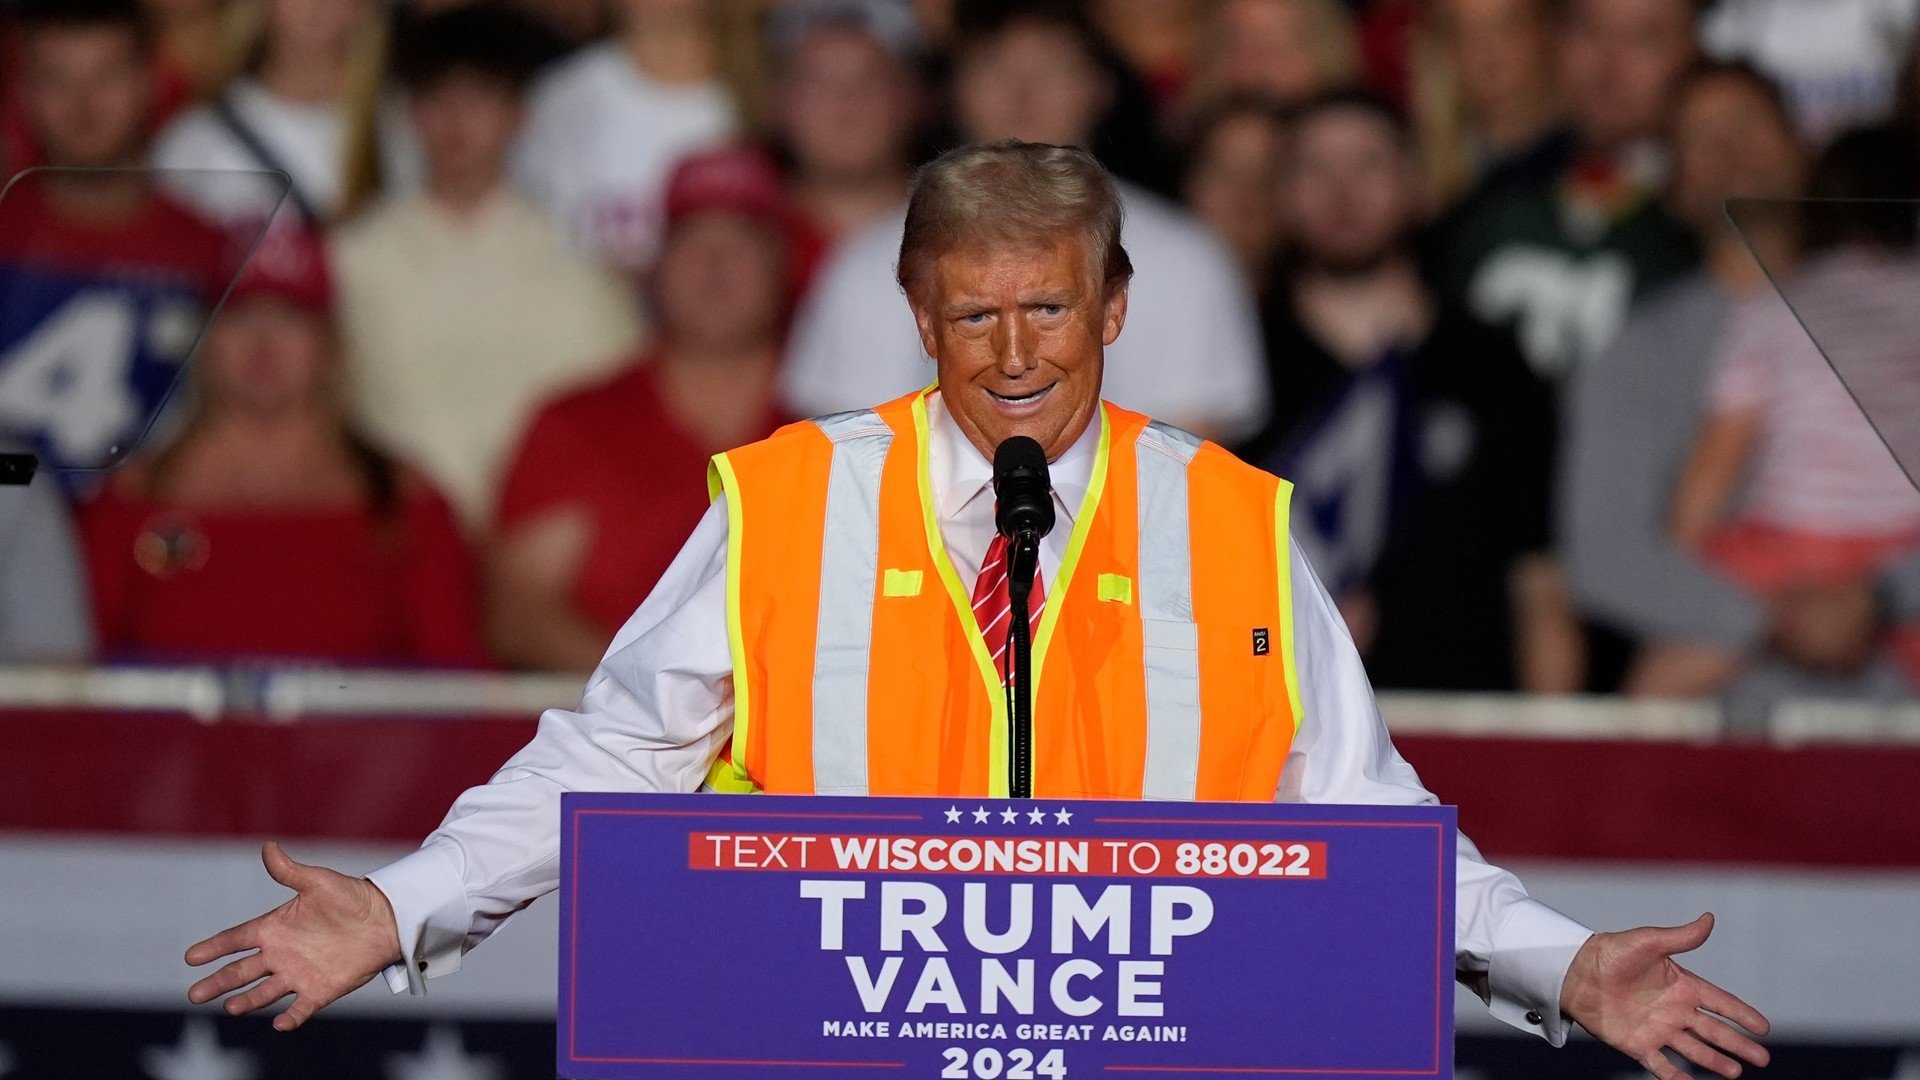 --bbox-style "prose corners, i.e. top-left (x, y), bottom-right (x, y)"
top-left (1701, 0), bottom-right (1920, 144)
top-left (150, 76), bottom-right (423, 226)
top-left (331, 189), bottom-right (643, 529)
top-left (778, 183), bottom-right (1271, 441)
top-left (512, 42), bottom-right (737, 270)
